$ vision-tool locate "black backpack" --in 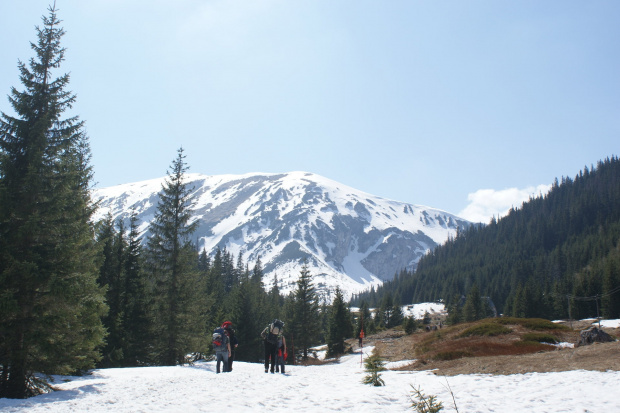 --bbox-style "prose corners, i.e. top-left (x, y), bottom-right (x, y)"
top-left (270, 319), bottom-right (284, 335)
